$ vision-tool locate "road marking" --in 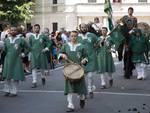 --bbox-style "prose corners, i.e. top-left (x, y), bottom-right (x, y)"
top-left (1, 89), bottom-right (150, 97)
top-left (95, 91), bottom-right (150, 97)
top-left (50, 66), bottom-right (63, 72)
top-left (24, 66), bottom-right (64, 78)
